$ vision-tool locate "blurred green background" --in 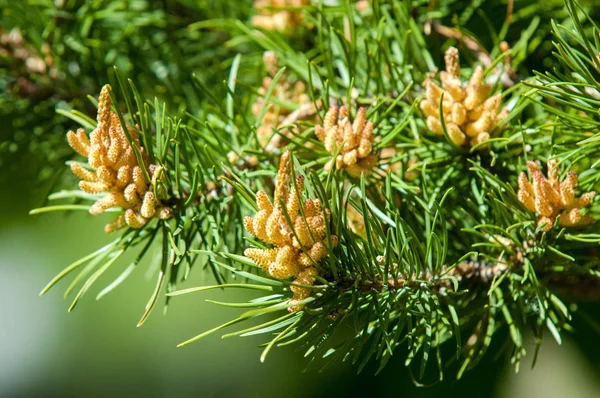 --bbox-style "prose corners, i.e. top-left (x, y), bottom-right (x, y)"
top-left (1, 162), bottom-right (600, 398)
